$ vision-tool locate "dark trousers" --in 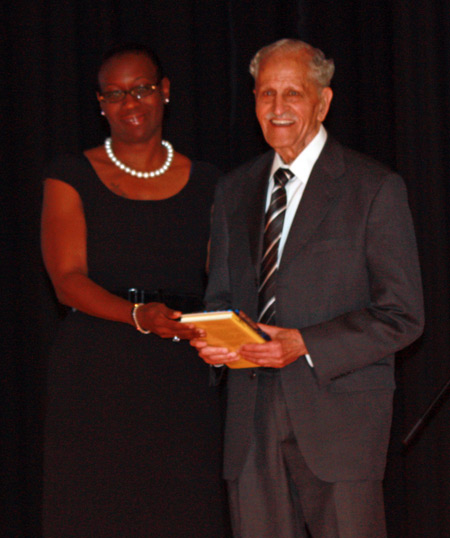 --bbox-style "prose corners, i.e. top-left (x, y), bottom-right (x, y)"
top-left (227, 371), bottom-right (387, 538)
